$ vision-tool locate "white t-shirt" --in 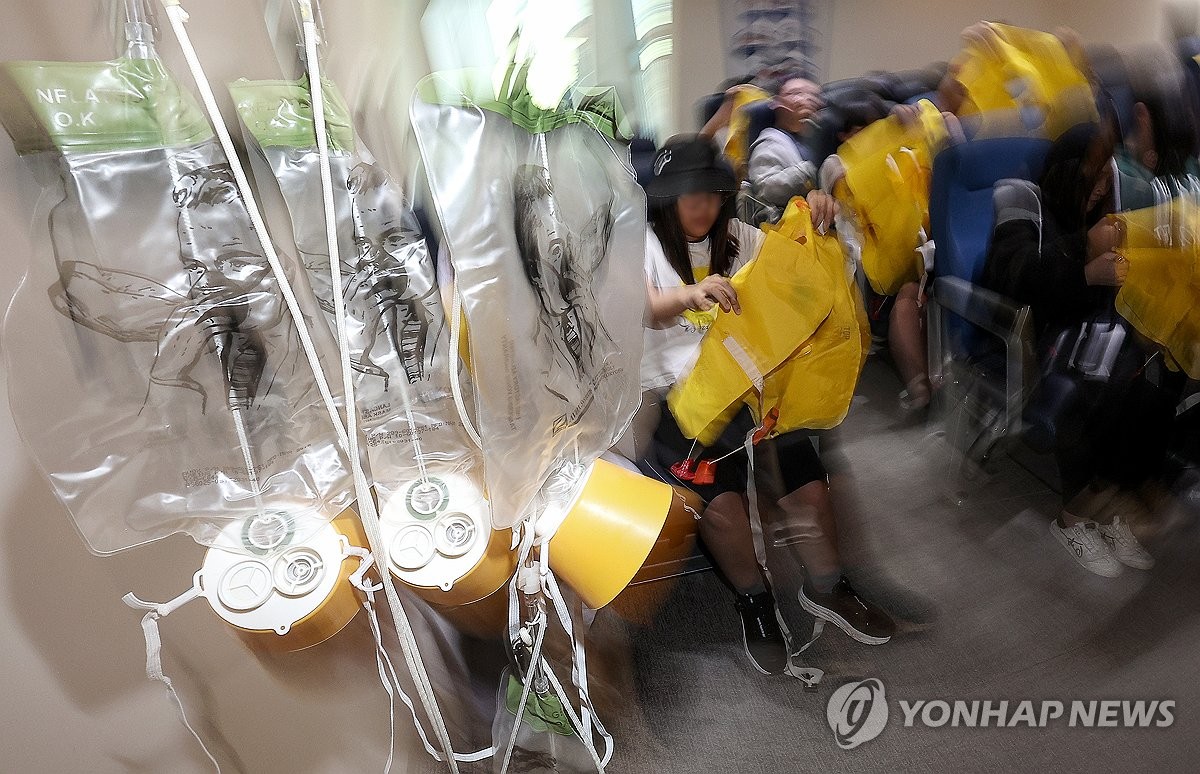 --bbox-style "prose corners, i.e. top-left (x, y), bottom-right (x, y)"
top-left (641, 219), bottom-right (765, 391)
